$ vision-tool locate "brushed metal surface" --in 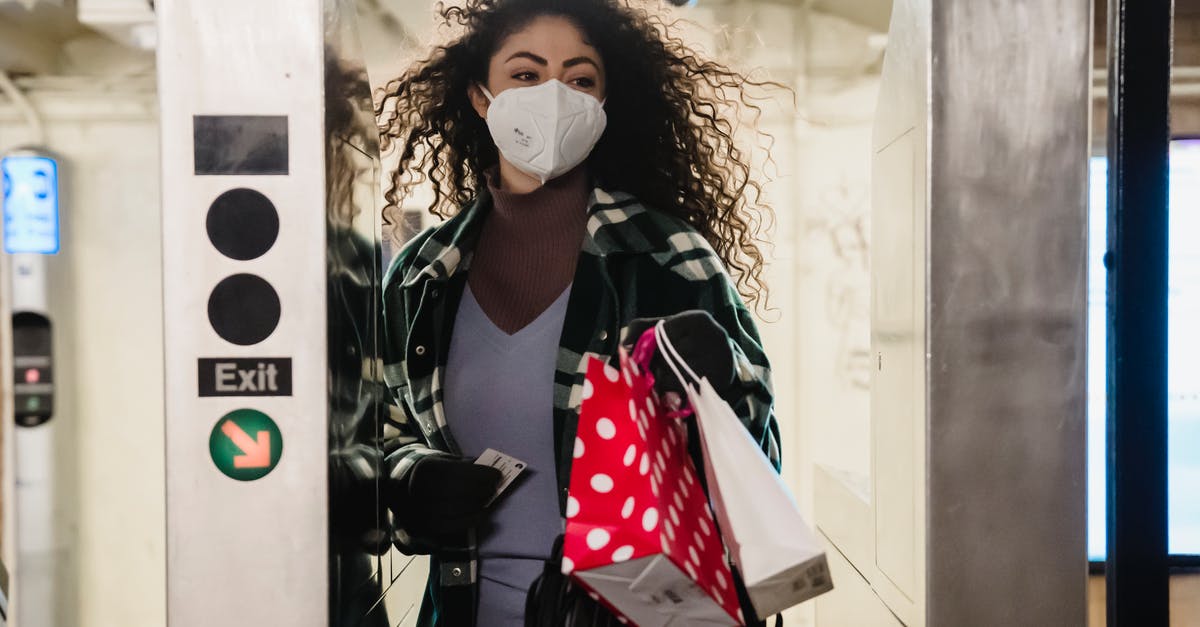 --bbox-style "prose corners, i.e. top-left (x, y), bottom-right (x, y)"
top-left (925, 0), bottom-right (1090, 624)
top-left (161, 1), bottom-right (381, 624)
